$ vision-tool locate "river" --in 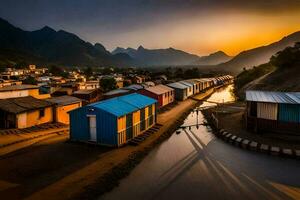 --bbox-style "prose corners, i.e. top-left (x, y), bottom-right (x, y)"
top-left (101, 85), bottom-right (300, 200)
